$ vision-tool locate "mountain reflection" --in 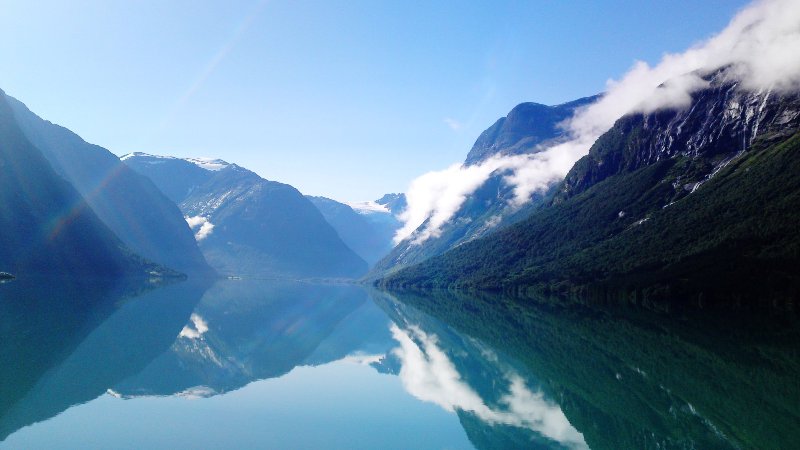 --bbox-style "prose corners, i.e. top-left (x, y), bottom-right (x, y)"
top-left (0, 276), bottom-right (210, 441)
top-left (379, 289), bottom-right (800, 450)
top-left (112, 280), bottom-right (396, 398)
top-left (372, 289), bottom-right (589, 449)
top-left (3, 280), bottom-right (799, 449)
